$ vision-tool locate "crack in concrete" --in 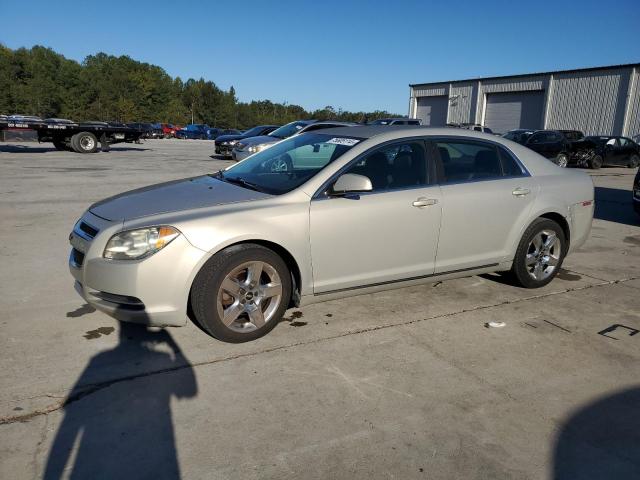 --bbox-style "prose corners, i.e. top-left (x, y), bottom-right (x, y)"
top-left (1, 274), bottom-right (637, 426)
